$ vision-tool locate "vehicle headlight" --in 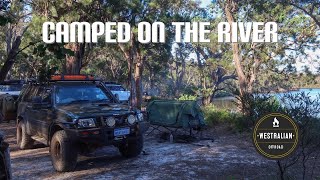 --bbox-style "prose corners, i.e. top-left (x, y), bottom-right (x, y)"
top-left (137, 113), bottom-right (144, 122)
top-left (78, 118), bottom-right (96, 128)
top-left (105, 117), bottom-right (116, 127)
top-left (127, 114), bottom-right (137, 125)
